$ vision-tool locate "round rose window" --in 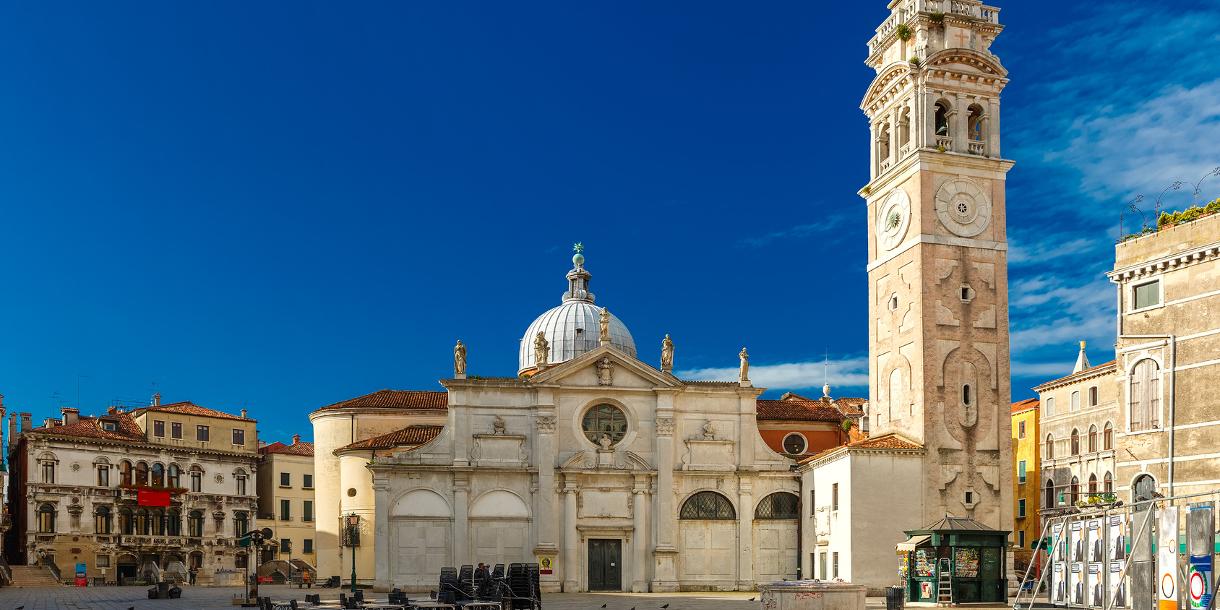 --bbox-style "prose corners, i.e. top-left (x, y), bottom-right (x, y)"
top-left (582, 404), bottom-right (627, 446)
